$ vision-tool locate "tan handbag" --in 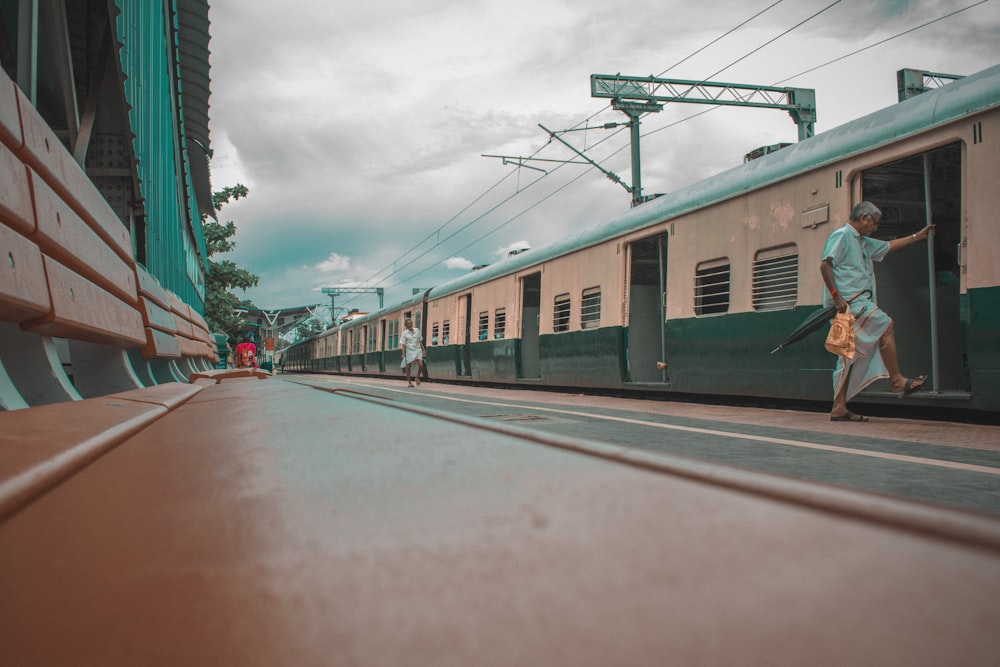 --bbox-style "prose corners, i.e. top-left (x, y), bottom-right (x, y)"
top-left (825, 311), bottom-right (856, 360)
